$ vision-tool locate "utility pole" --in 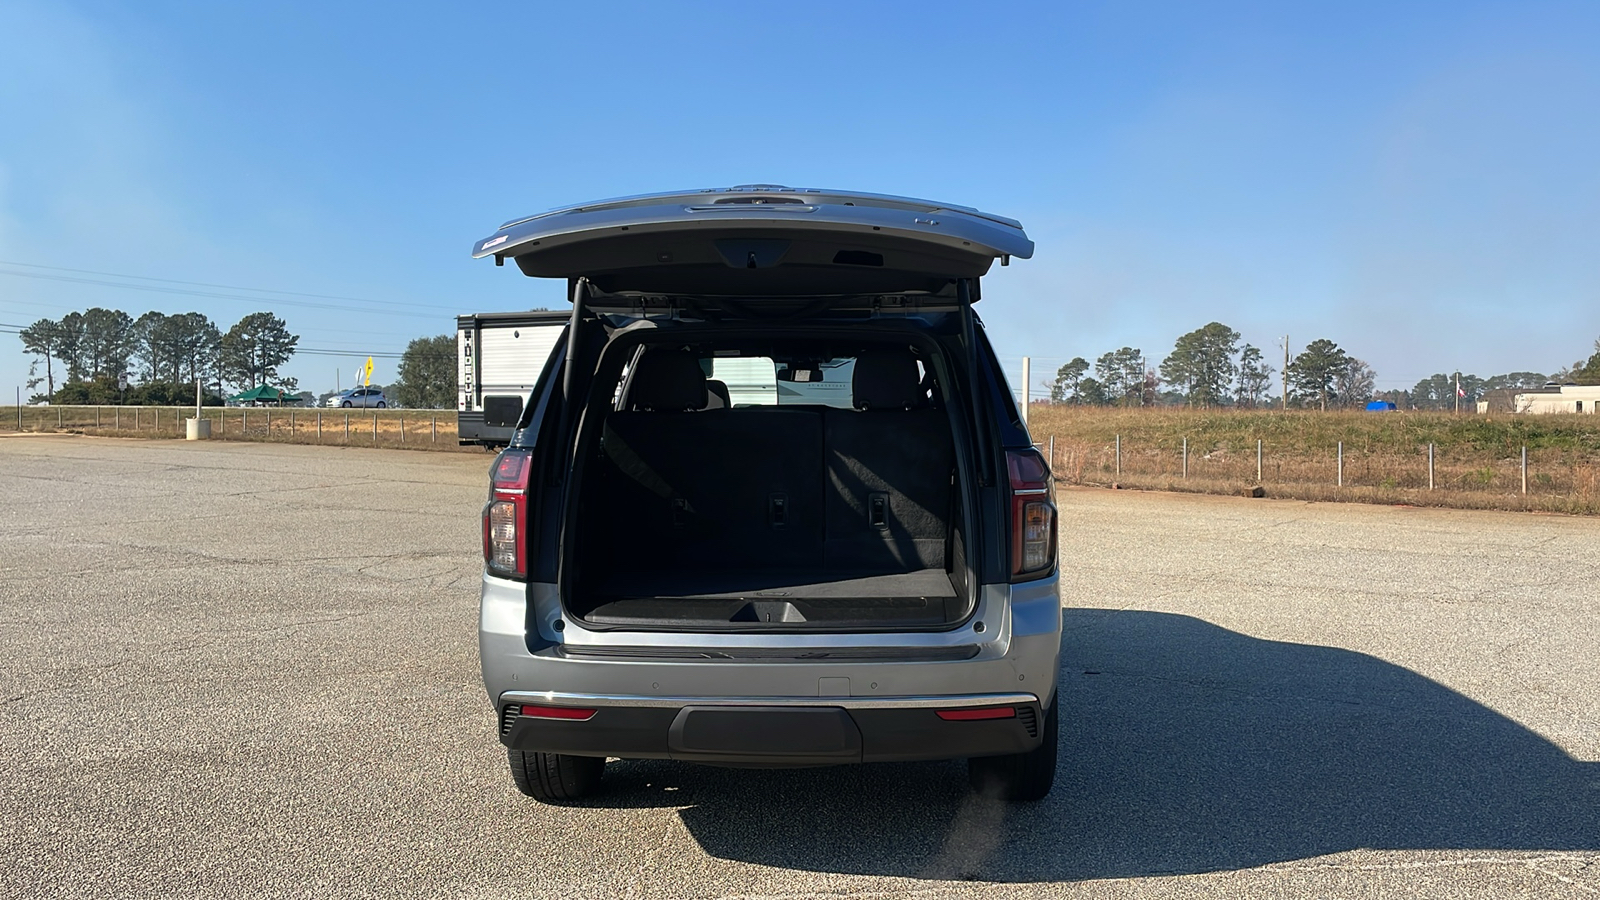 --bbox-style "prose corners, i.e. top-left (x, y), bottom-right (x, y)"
top-left (1281, 335), bottom-right (1290, 410)
top-left (1020, 357), bottom-right (1030, 425)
